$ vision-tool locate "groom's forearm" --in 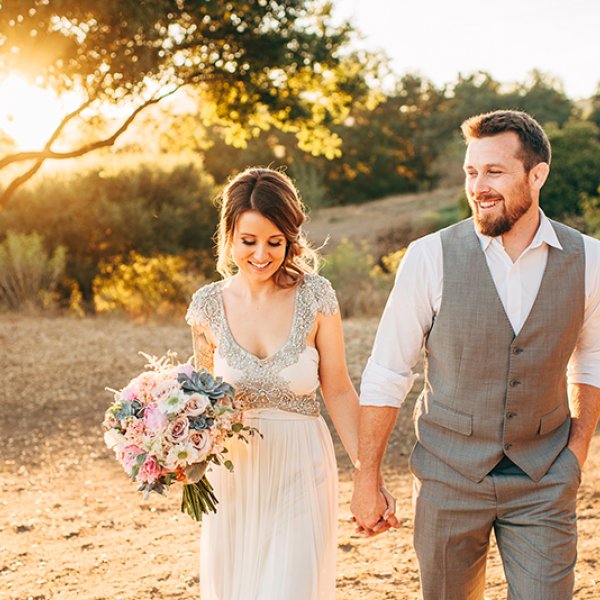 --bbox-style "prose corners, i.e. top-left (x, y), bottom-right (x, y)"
top-left (356, 406), bottom-right (399, 479)
top-left (351, 406), bottom-right (399, 532)
top-left (568, 382), bottom-right (600, 466)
